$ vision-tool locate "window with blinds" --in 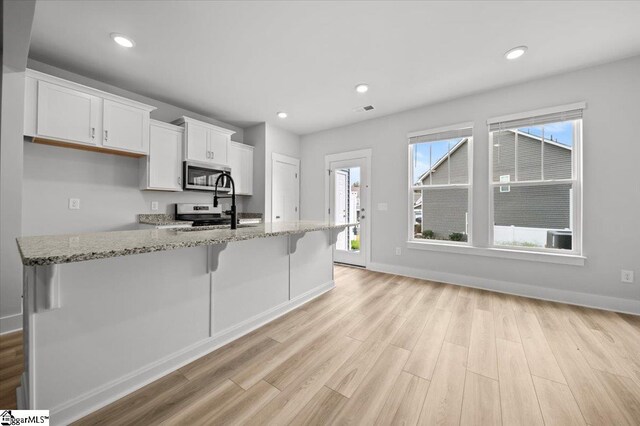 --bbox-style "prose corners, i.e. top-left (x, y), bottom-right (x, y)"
top-left (409, 125), bottom-right (472, 244)
top-left (488, 105), bottom-right (582, 252)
